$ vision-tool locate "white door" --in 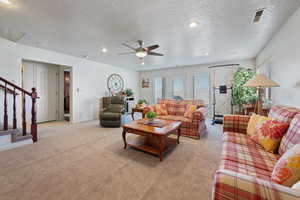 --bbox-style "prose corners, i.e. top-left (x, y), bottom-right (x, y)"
top-left (23, 61), bottom-right (59, 123)
top-left (36, 64), bottom-right (59, 122)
